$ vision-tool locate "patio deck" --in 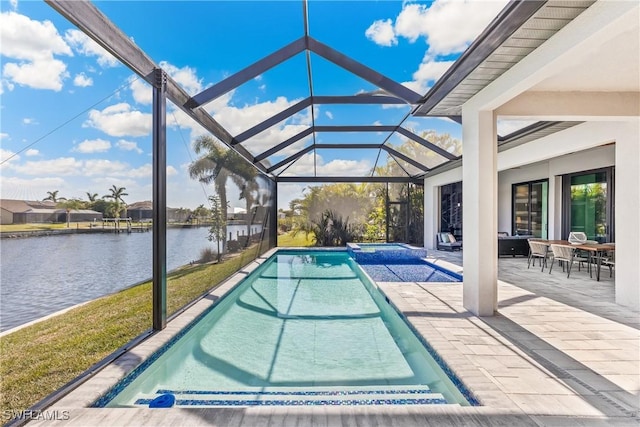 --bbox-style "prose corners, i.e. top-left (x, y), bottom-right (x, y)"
top-left (28, 249), bottom-right (639, 426)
